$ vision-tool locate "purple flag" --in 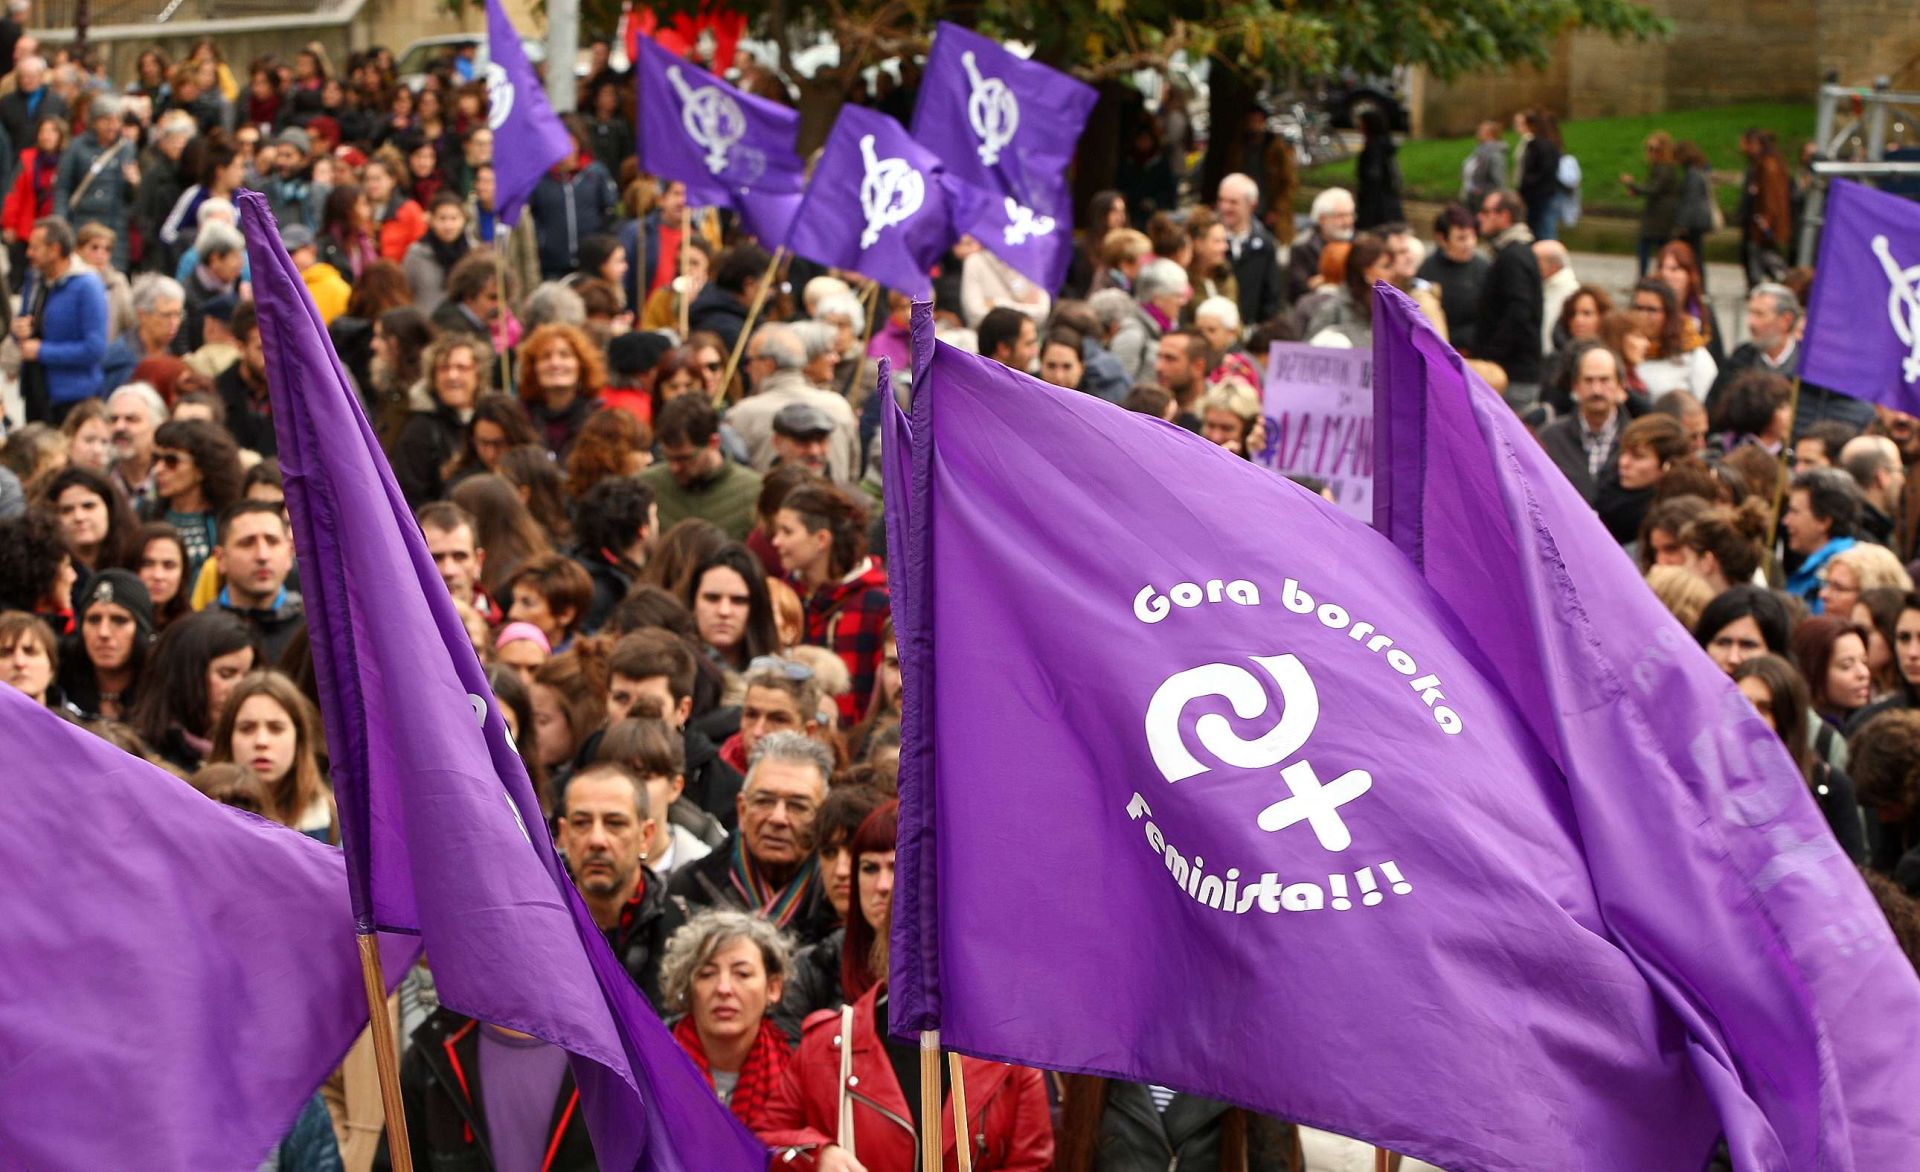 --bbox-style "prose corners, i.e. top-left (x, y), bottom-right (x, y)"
top-left (911, 22), bottom-right (1095, 290)
top-left (786, 105), bottom-right (962, 297)
top-left (1370, 282), bottom-right (1920, 1169)
top-left (885, 290), bottom-right (1920, 1168)
top-left (0, 686), bottom-right (409, 1168)
top-left (632, 34), bottom-right (805, 244)
top-left (238, 189), bottom-right (770, 1172)
top-left (486, 0), bottom-right (572, 227)
top-left (1801, 179), bottom-right (1920, 414)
